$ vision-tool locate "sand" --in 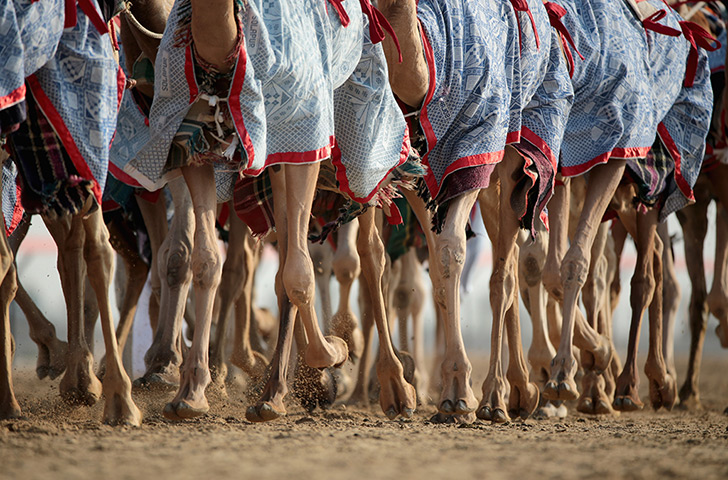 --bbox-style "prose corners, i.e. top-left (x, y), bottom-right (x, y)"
top-left (2, 355), bottom-right (727, 480)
